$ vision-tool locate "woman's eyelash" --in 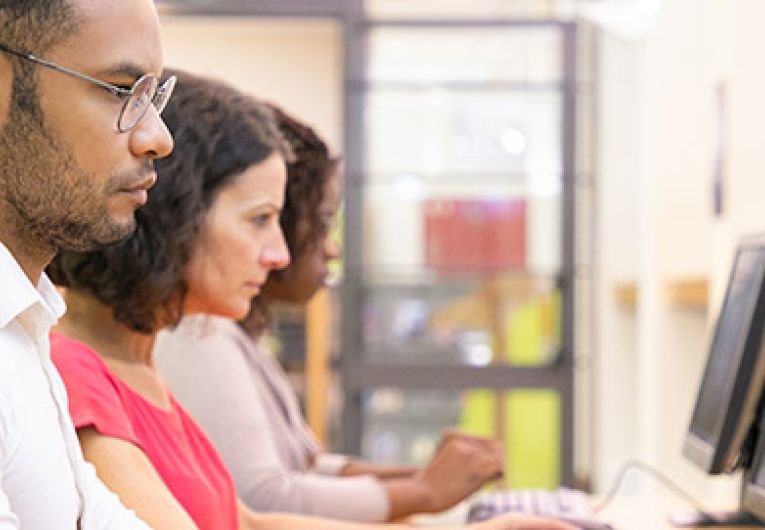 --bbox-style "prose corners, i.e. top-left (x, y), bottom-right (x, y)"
top-left (252, 214), bottom-right (271, 226)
